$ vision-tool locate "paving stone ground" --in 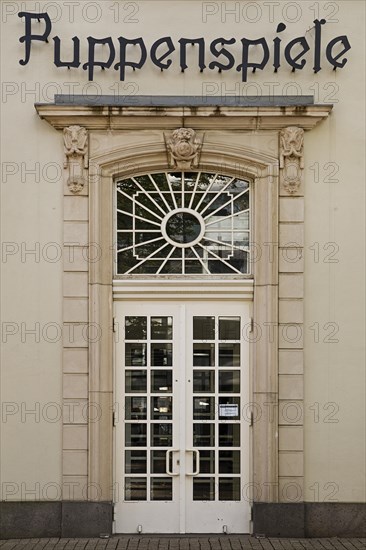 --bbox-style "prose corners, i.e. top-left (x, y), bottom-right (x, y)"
top-left (0, 538), bottom-right (365, 550)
